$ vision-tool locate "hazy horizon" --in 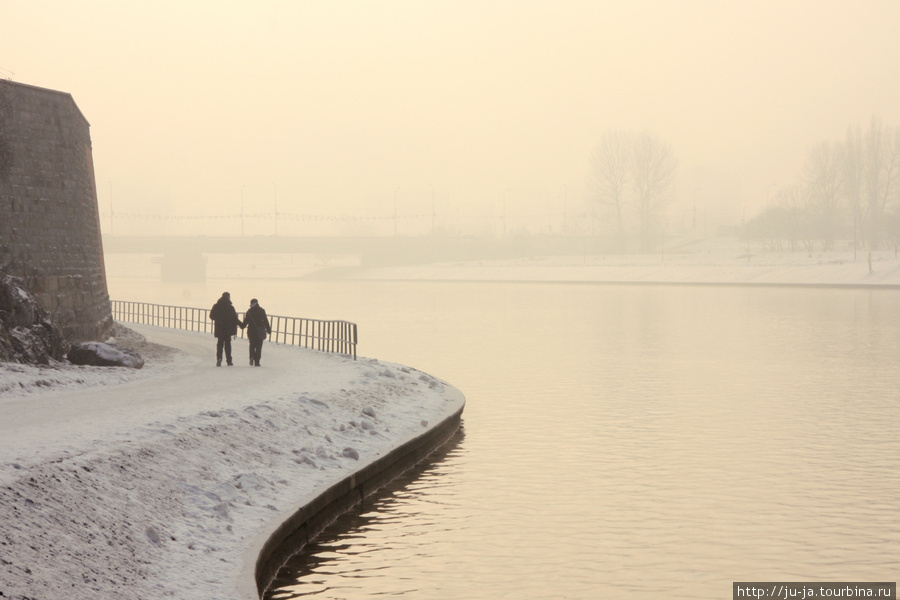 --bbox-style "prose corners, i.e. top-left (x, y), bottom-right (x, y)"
top-left (3, 1), bottom-right (900, 238)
